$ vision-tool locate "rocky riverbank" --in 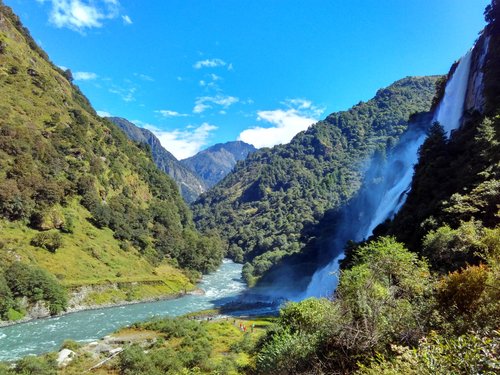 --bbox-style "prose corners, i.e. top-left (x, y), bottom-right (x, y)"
top-left (0, 285), bottom-right (205, 328)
